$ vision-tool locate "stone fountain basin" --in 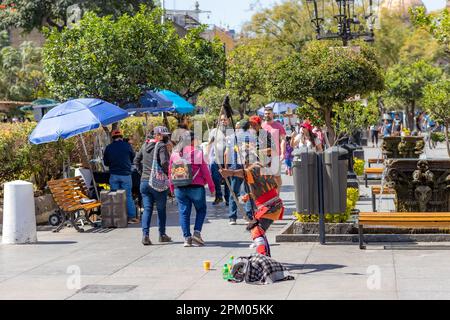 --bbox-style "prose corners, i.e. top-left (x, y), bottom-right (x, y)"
top-left (276, 221), bottom-right (450, 243)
